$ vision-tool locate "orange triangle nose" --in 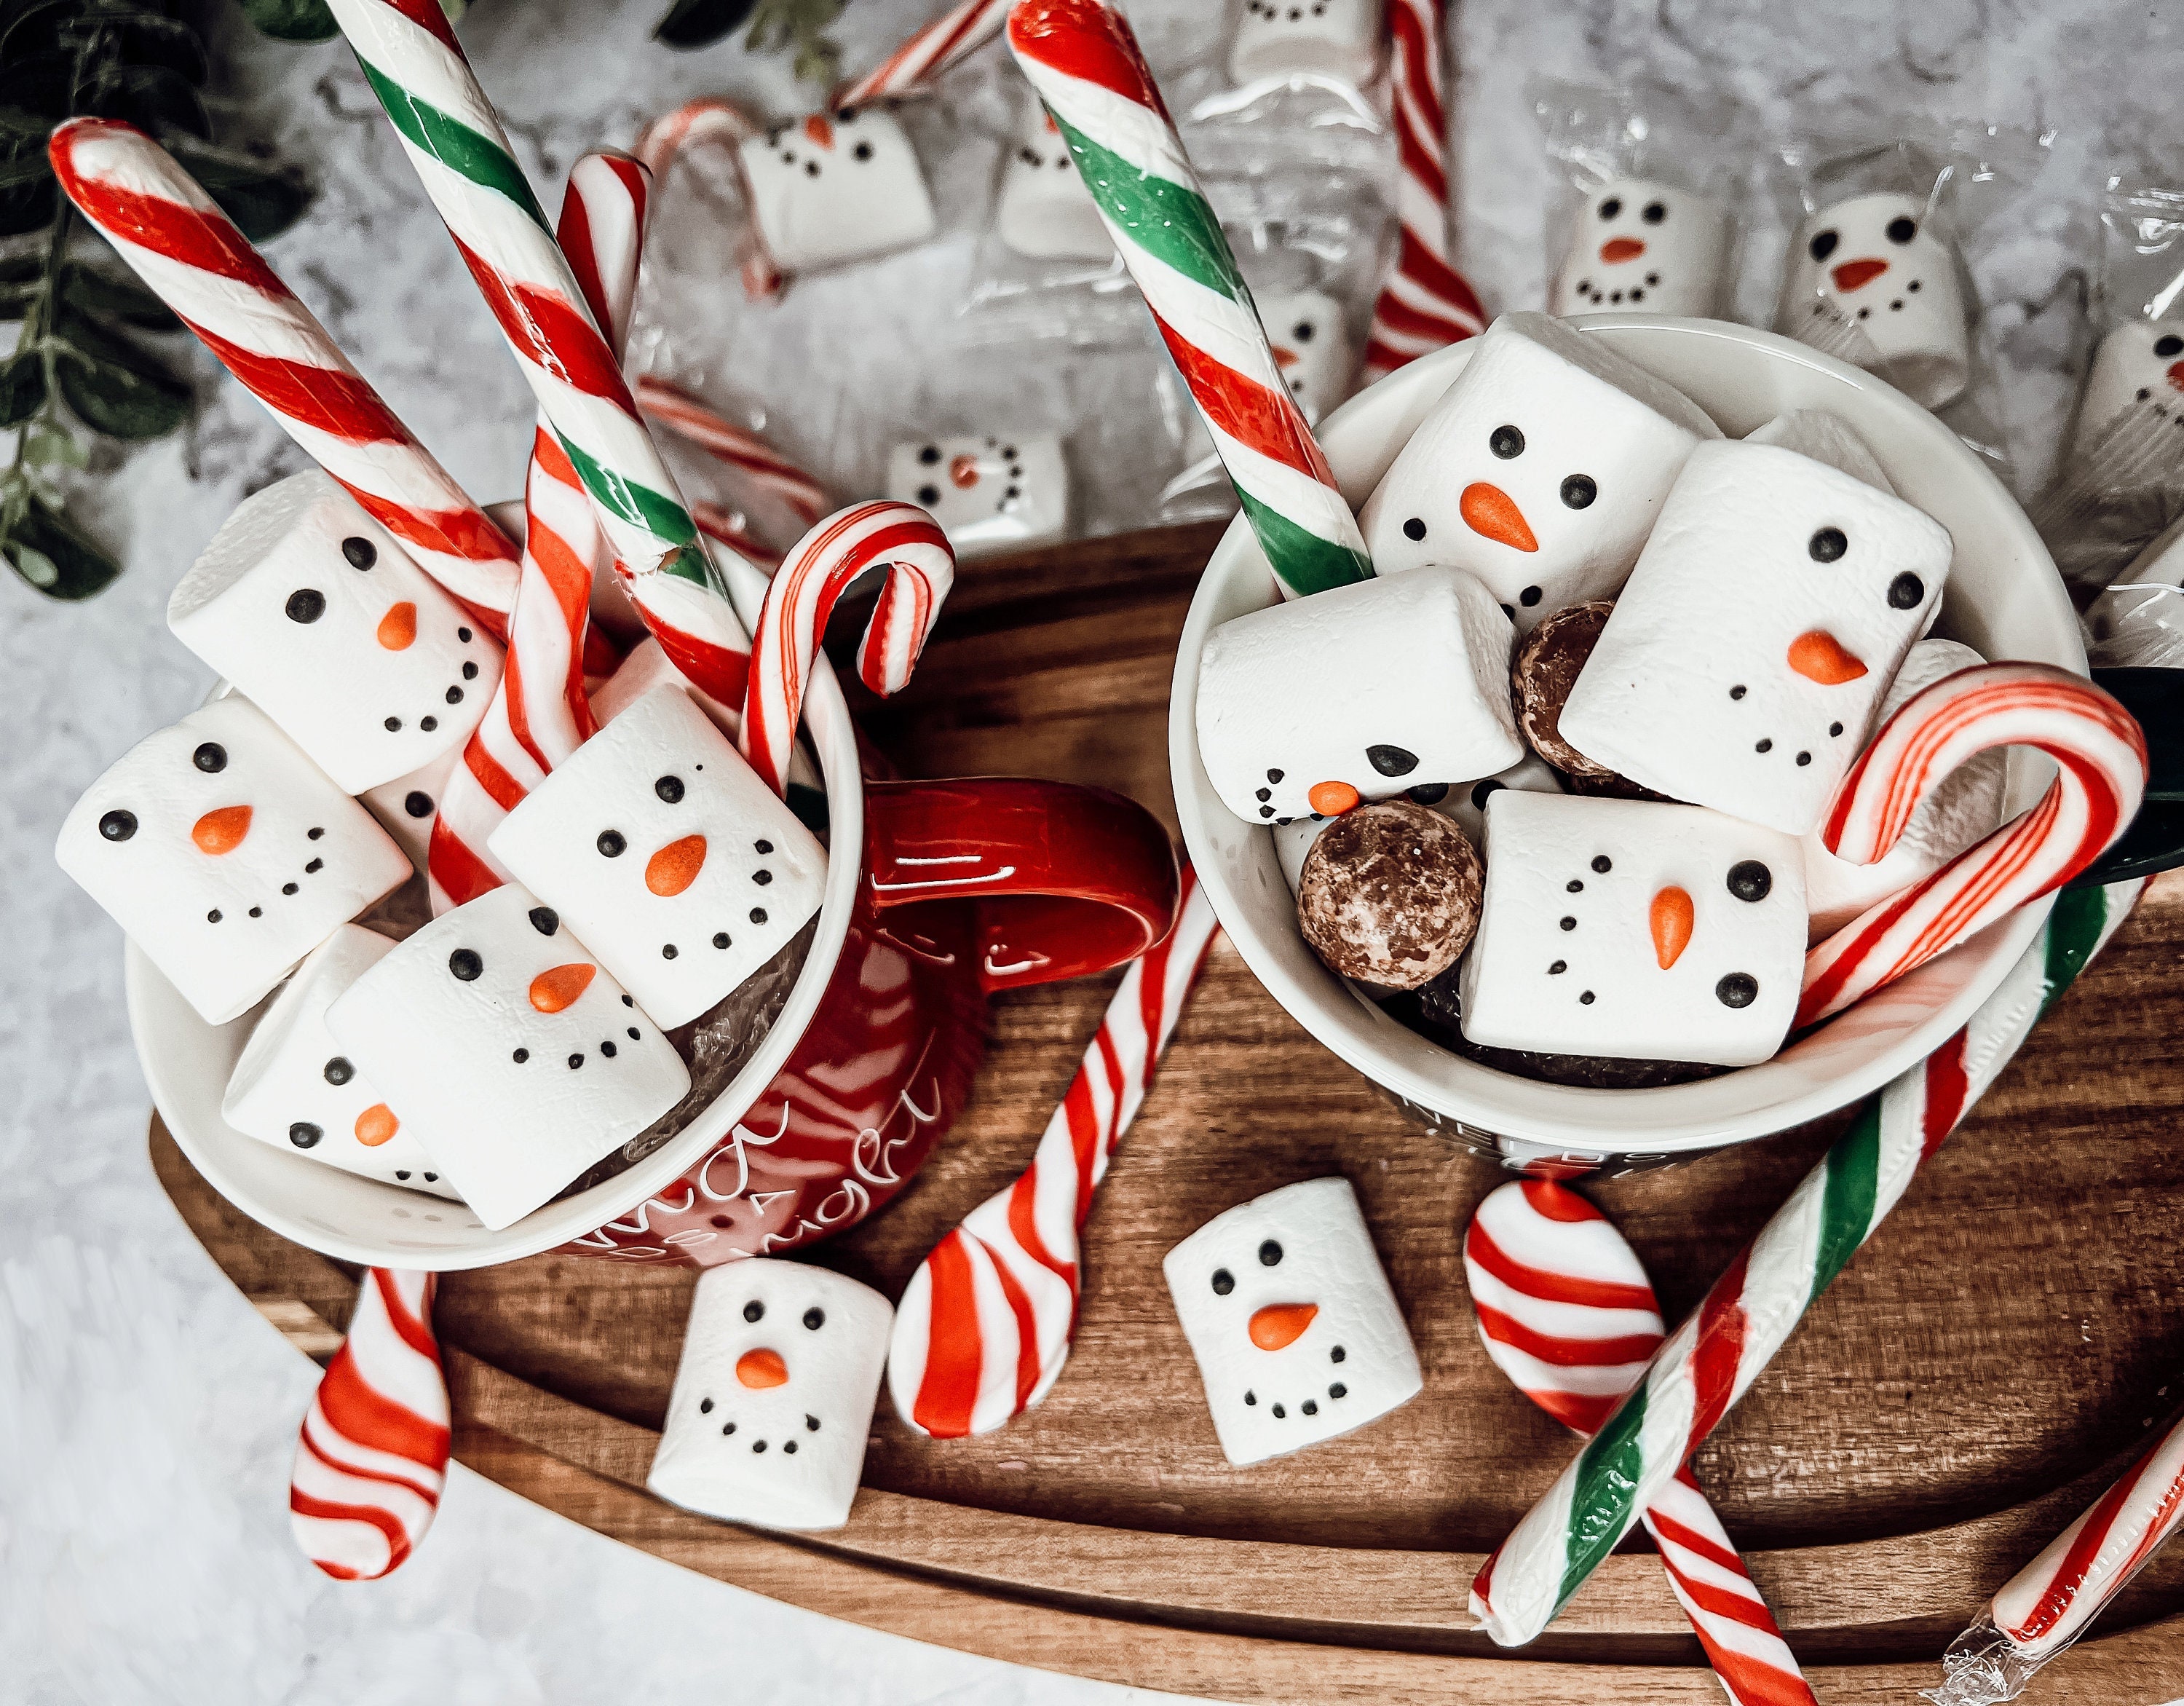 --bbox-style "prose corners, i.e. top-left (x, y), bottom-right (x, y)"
top-left (1650, 886), bottom-right (1695, 970)
top-left (1787, 630), bottom-right (1868, 685)
top-left (737, 1347), bottom-right (789, 1389)
top-left (949, 454), bottom-right (981, 490)
top-left (1307, 781), bottom-right (1361, 816)
top-left (1459, 482), bottom-right (1539, 553)
top-left (376, 601), bottom-right (418, 651)
top-left (353, 1104), bottom-right (400, 1147)
top-left (1600, 236), bottom-right (1646, 264)
top-left (1831, 258), bottom-right (1888, 293)
top-left (1249, 1302), bottom-right (1319, 1351)
top-left (802, 112), bottom-right (834, 148)
top-left (646, 834), bottom-right (708, 896)
top-left (529, 963), bottom-right (596, 1013)
top-left (191, 805), bottom-right (252, 854)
